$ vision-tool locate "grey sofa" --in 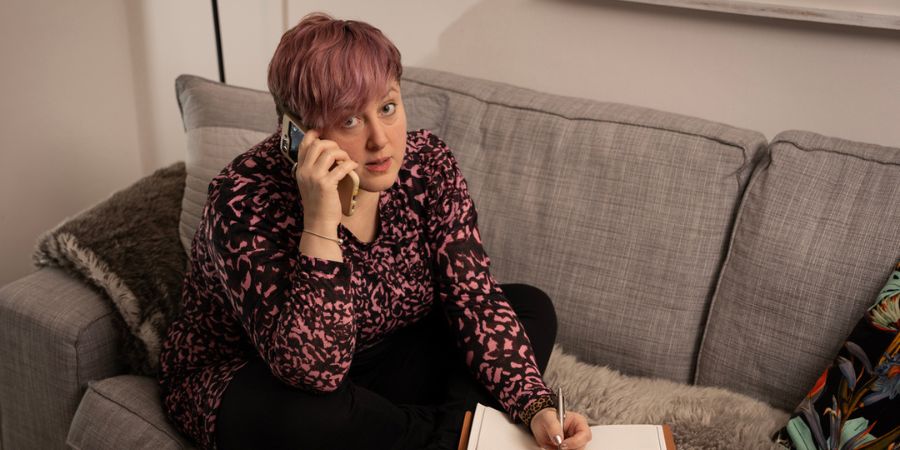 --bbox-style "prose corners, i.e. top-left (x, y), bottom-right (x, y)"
top-left (2, 66), bottom-right (900, 450)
